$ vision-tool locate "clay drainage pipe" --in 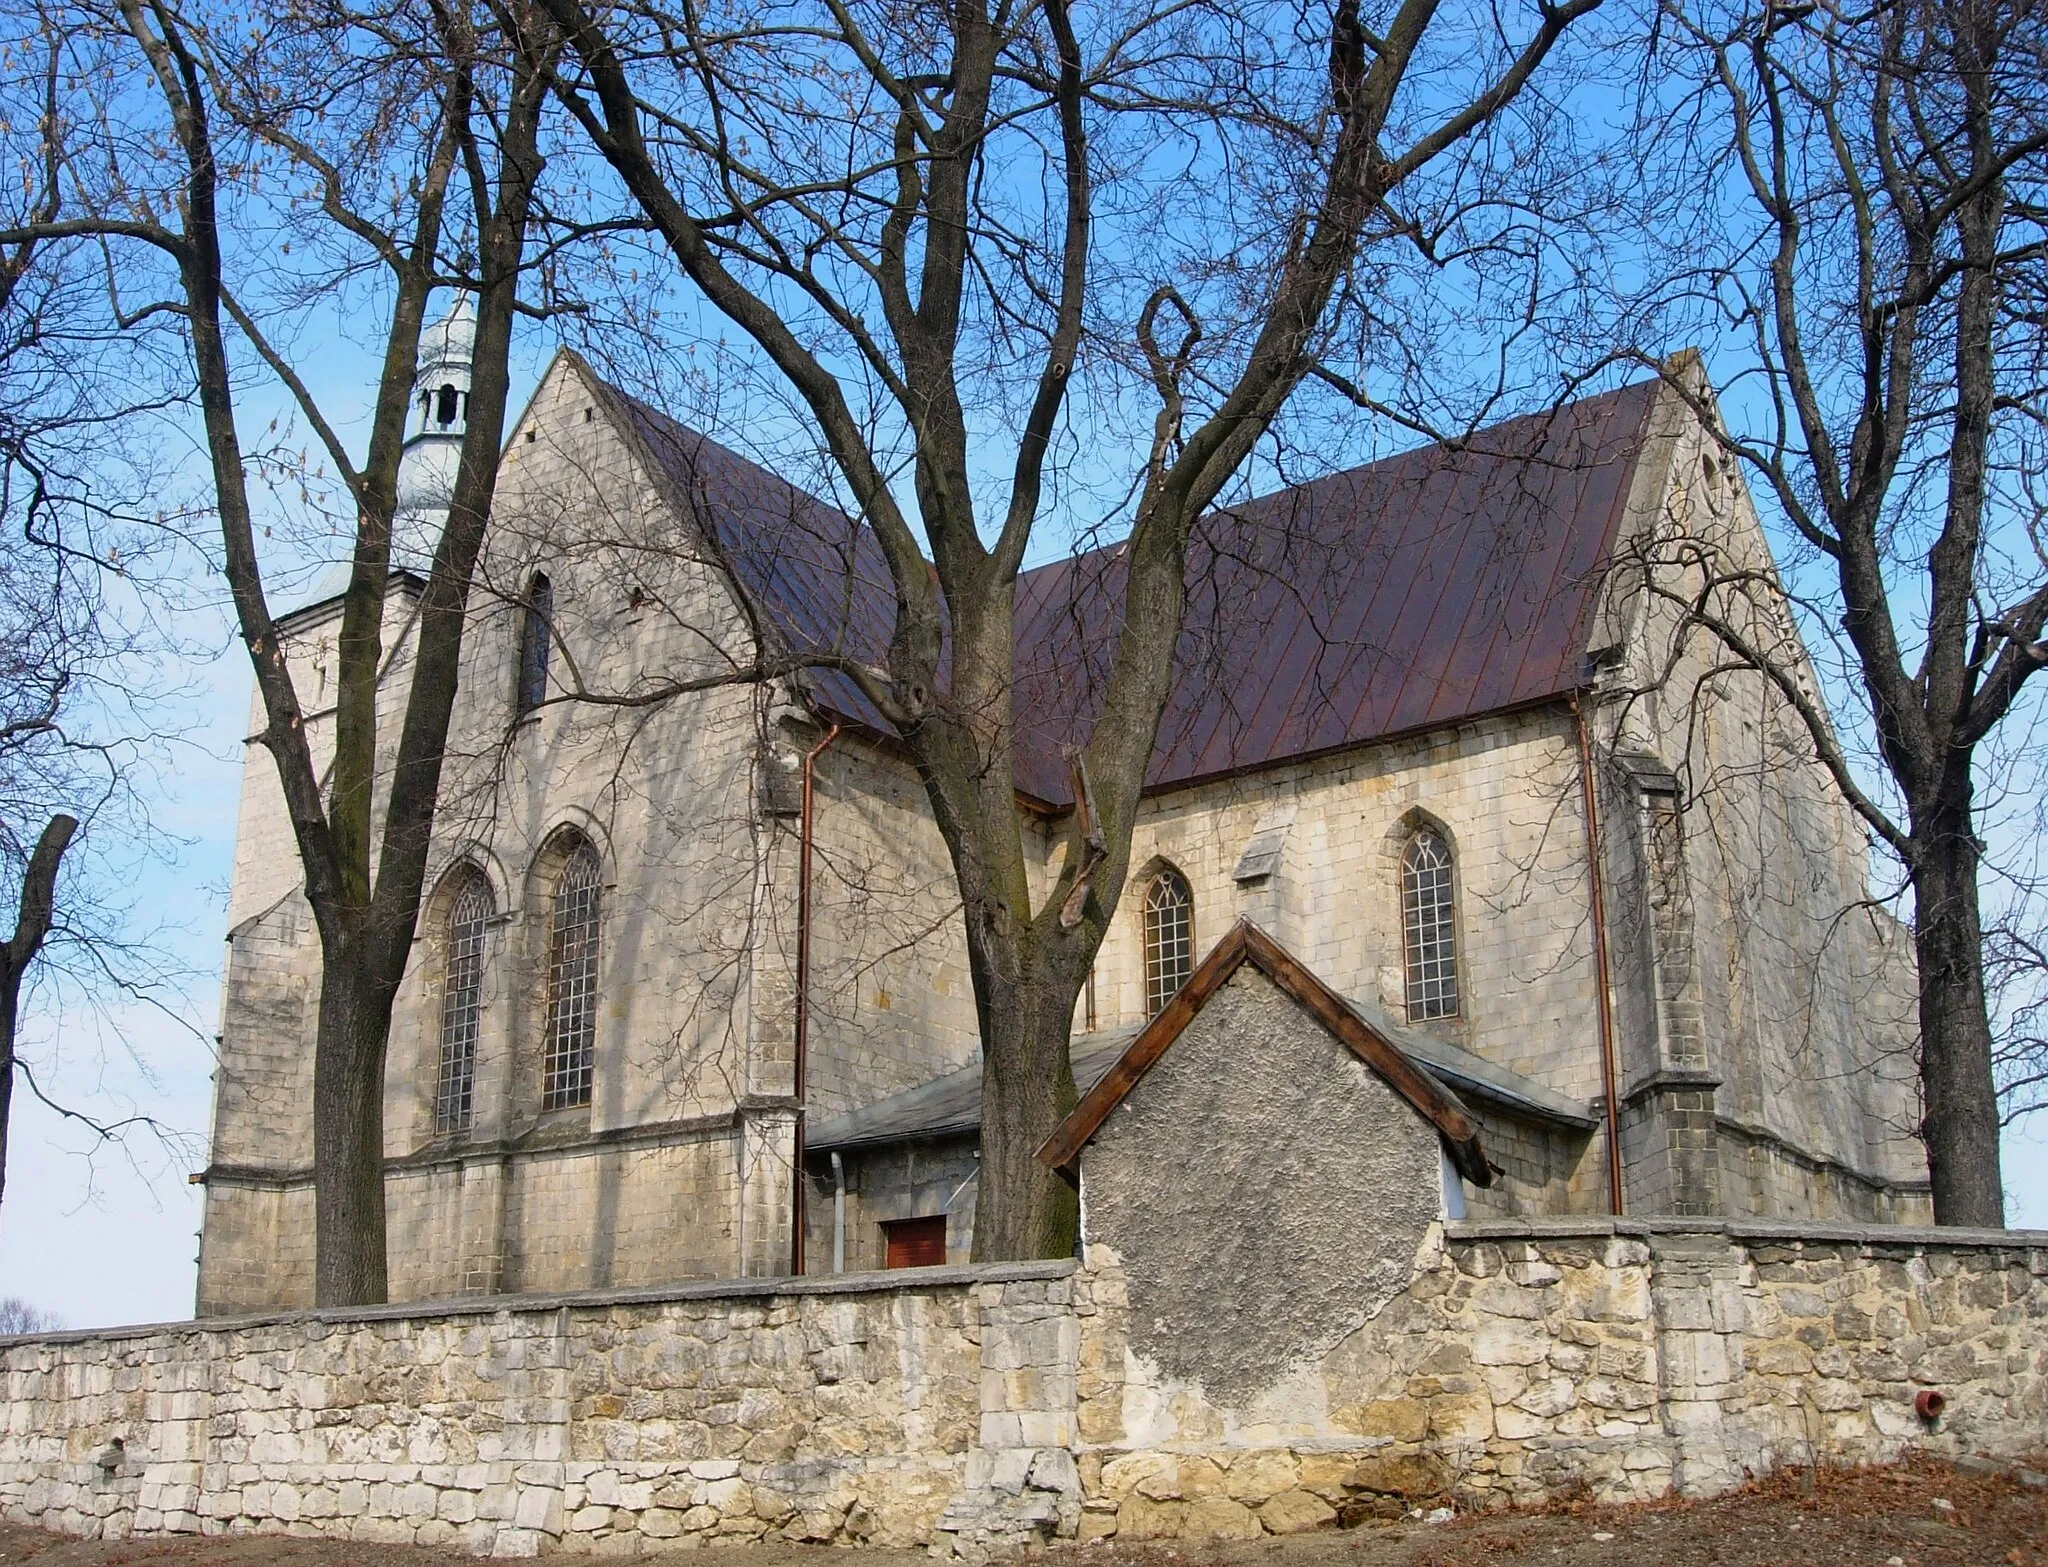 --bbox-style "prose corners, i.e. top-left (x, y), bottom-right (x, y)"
top-left (1914, 1389), bottom-right (1947, 1422)
top-left (792, 721), bottom-right (841, 1276)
